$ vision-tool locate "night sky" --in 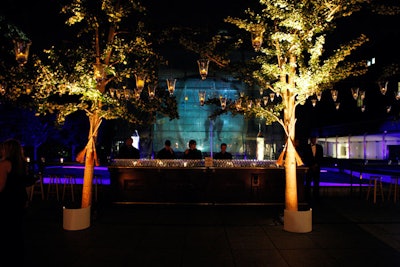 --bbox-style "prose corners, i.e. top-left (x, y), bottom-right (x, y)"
top-left (2, 0), bottom-right (400, 137)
